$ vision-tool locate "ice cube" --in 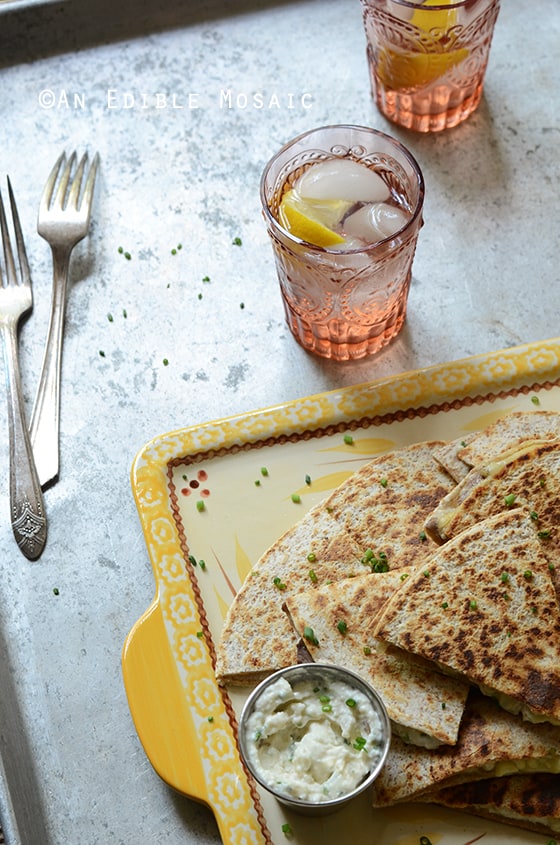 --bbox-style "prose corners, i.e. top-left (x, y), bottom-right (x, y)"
top-left (343, 202), bottom-right (410, 244)
top-left (296, 158), bottom-right (390, 204)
